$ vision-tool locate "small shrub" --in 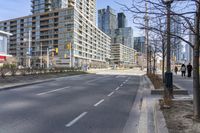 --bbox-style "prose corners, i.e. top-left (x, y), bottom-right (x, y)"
top-left (0, 64), bottom-right (10, 78)
top-left (10, 64), bottom-right (18, 76)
